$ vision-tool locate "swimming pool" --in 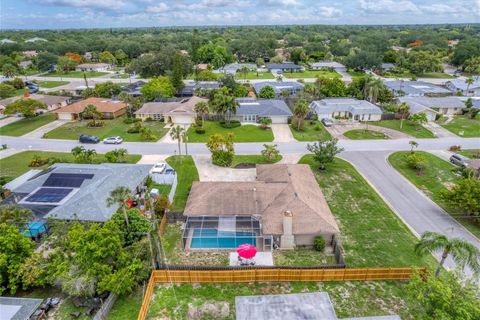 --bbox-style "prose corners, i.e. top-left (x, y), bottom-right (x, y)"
top-left (190, 228), bottom-right (256, 249)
